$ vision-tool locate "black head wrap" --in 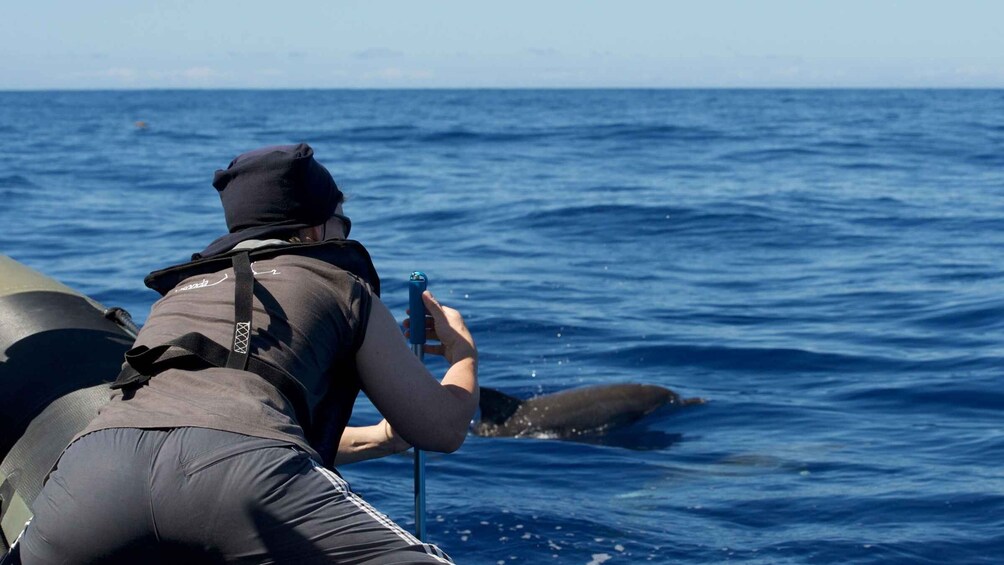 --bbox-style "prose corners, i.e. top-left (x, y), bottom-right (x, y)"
top-left (196, 143), bottom-right (343, 259)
